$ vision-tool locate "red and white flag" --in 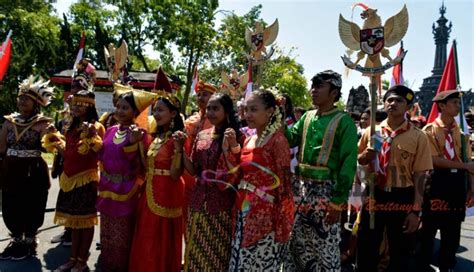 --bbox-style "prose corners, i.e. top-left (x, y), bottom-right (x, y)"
top-left (427, 40), bottom-right (469, 134)
top-left (244, 62), bottom-right (253, 99)
top-left (390, 41), bottom-right (404, 87)
top-left (72, 32), bottom-right (86, 77)
top-left (0, 30), bottom-right (12, 82)
top-left (190, 65), bottom-right (199, 94)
